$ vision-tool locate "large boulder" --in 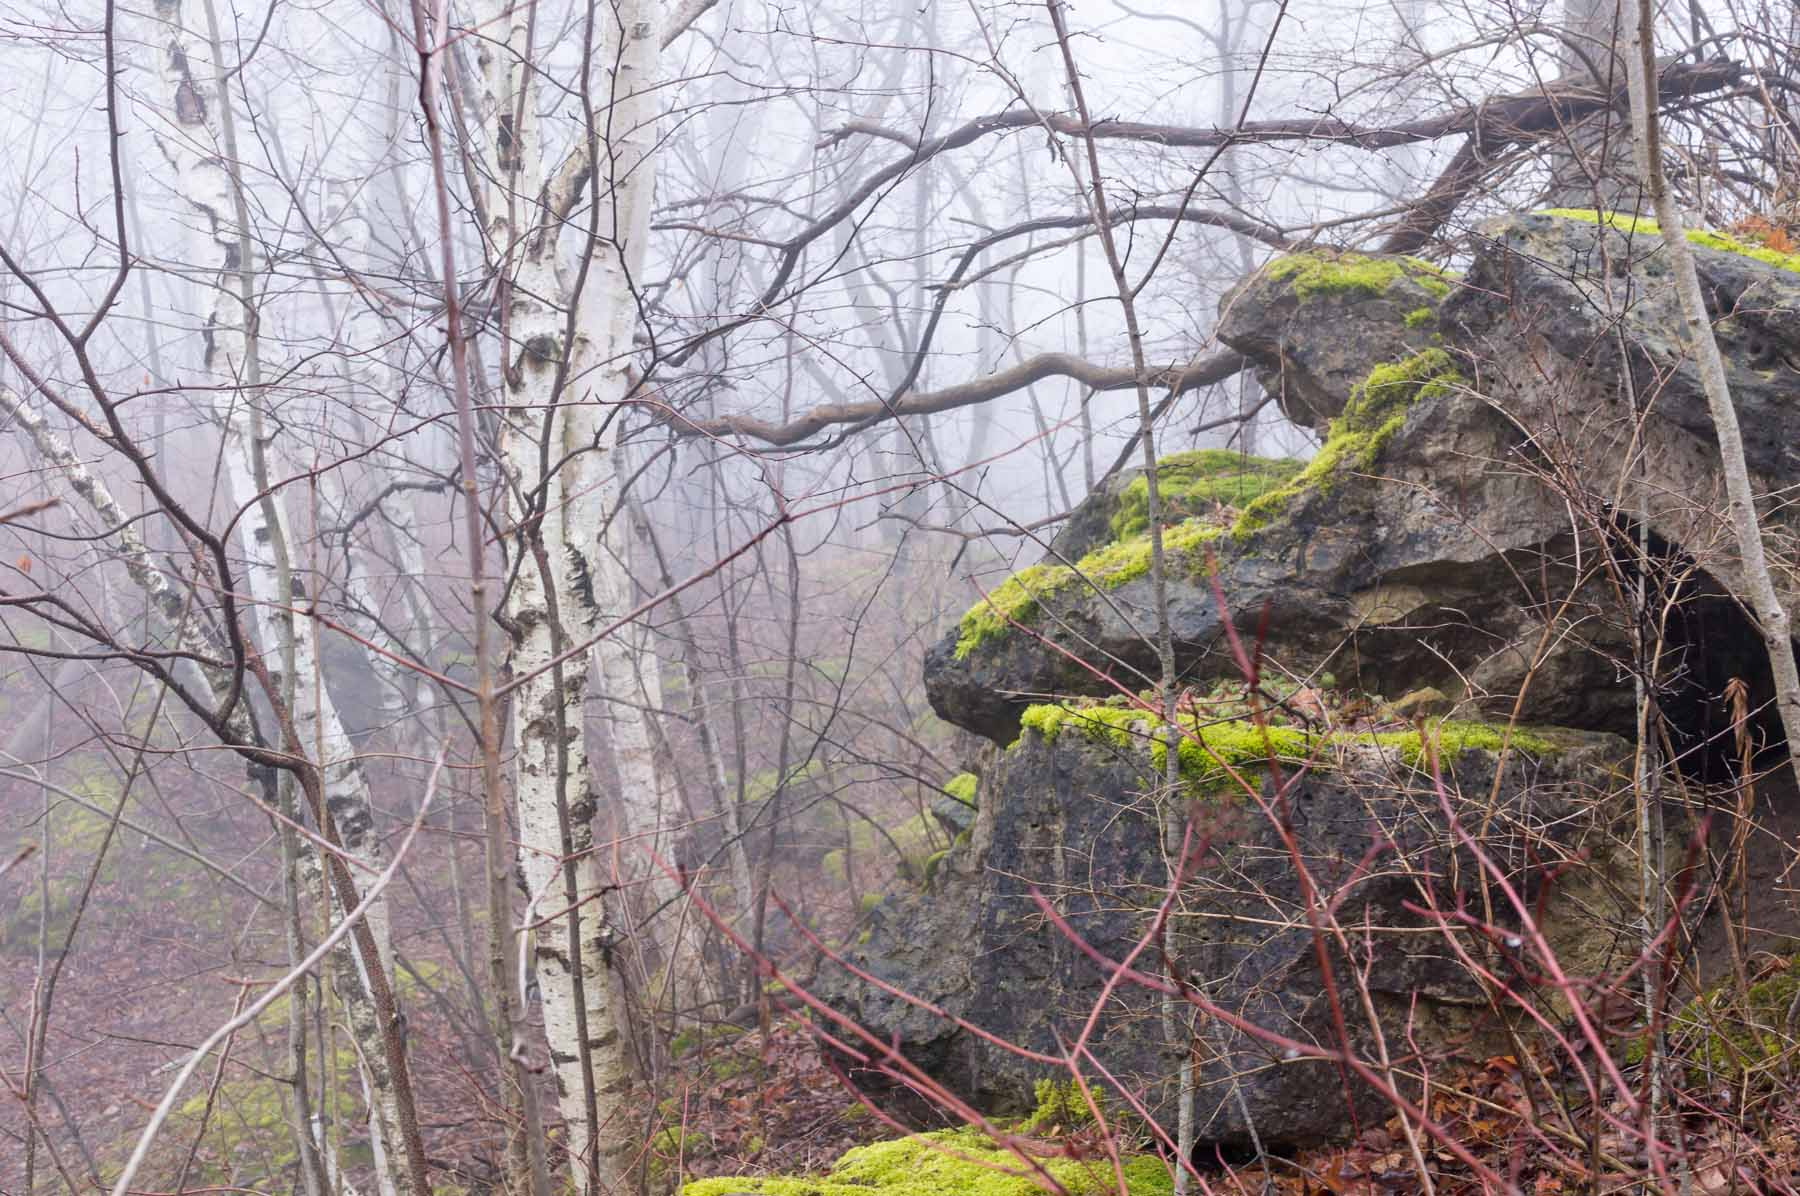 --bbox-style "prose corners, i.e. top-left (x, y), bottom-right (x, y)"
top-left (865, 212), bottom-right (1800, 1153)
top-left (925, 213), bottom-right (1799, 753)
top-left (1452, 211), bottom-right (1800, 614)
top-left (821, 708), bottom-right (1633, 1147)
